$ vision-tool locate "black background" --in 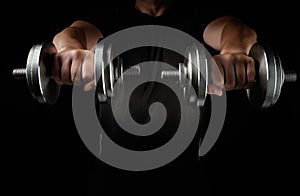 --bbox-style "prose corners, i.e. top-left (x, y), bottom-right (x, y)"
top-left (2, 0), bottom-right (299, 195)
